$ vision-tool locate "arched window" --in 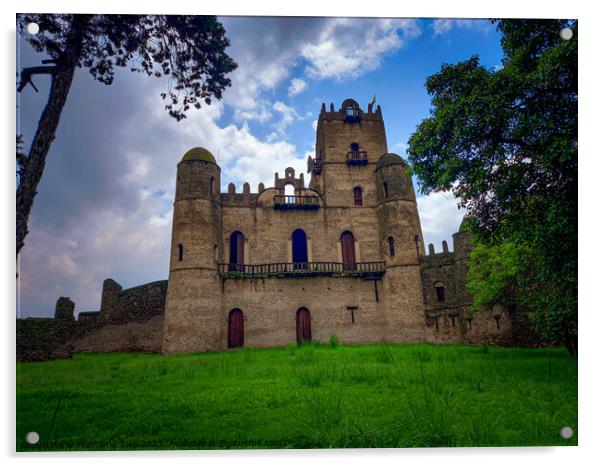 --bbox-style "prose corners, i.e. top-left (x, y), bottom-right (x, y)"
top-left (229, 231), bottom-right (244, 271)
top-left (210, 176), bottom-right (214, 195)
top-left (388, 236), bottom-right (395, 256)
top-left (284, 184), bottom-right (295, 197)
top-left (350, 142), bottom-right (360, 152)
top-left (353, 186), bottom-right (363, 206)
top-left (177, 243), bottom-right (183, 261)
top-left (292, 229), bottom-right (308, 270)
top-left (383, 181), bottom-right (389, 198)
top-left (434, 282), bottom-right (445, 302)
top-left (228, 309), bottom-right (244, 348)
top-left (340, 231), bottom-right (356, 270)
